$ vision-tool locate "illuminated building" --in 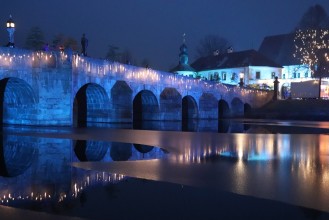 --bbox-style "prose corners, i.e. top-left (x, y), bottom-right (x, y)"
top-left (191, 49), bottom-right (282, 89)
top-left (170, 36), bottom-right (197, 78)
top-left (259, 33), bottom-right (319, 98)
